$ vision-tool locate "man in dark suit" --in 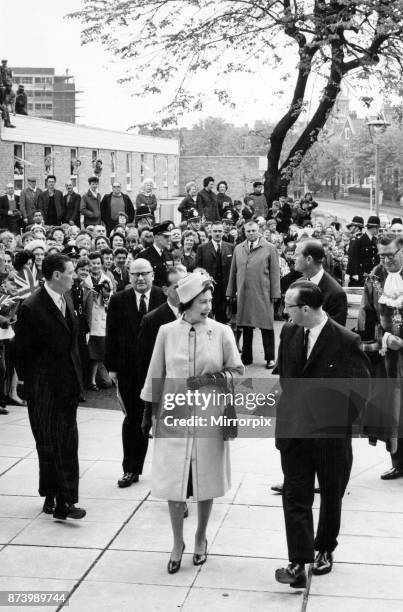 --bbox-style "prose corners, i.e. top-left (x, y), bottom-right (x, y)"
top-left (274, 281), bottom-right (370, 588)
top-left (271, 239), bottom-right (348, 495)
top-left (20, 177), bottom-right (42, 226)
top-left (0, 182), bottom-right (22, 232)
top-left (293, 240), bottom-right (347, 325)
top-left (348, 216), bottom-right (380, 285)
top-left (15, 254), bottom-right (85, 520)
top-left (105, 258), bottom-right (165, 488)
top-left (37, 175), bottom-right (64, 226)
top-left (137, 266), bottom-right (187, 389)
top-left (62, 181), bottom-right (81, 226)
top-left (346, 216), bottom-right (364, 287)
top-left (136, 221), bottom-right (173, 287)
top-left (195, 221), bottom-right (234, 323)
top-left (101, 182), bottom-right (135, 235)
